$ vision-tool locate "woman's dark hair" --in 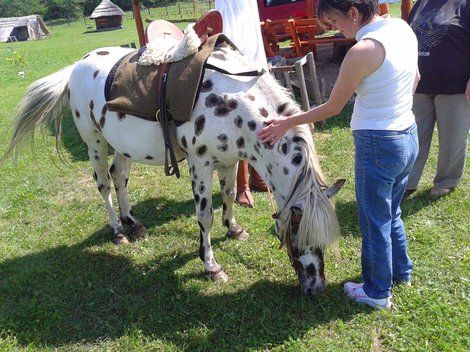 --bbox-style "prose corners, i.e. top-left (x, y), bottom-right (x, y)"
top-left (316, 0), bottom-right (378, 26)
